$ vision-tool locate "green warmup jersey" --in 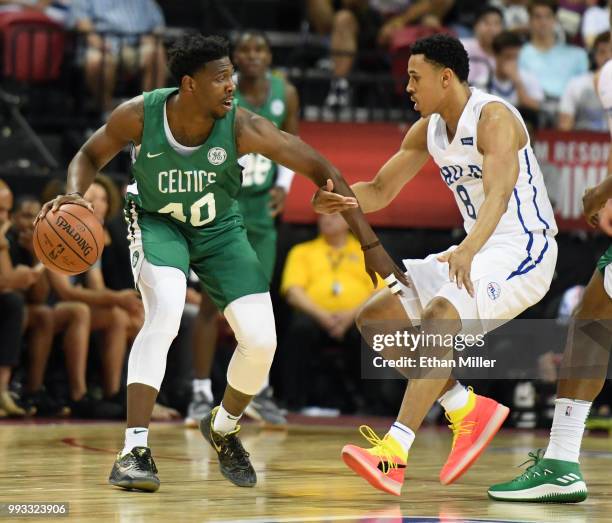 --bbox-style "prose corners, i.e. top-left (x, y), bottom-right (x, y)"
top-left (124, 88), bottom-right (269, 310)
top-left (234, 73), bottom-right (287, 229)
top-left (233, 73), bottom-right (288, 282)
